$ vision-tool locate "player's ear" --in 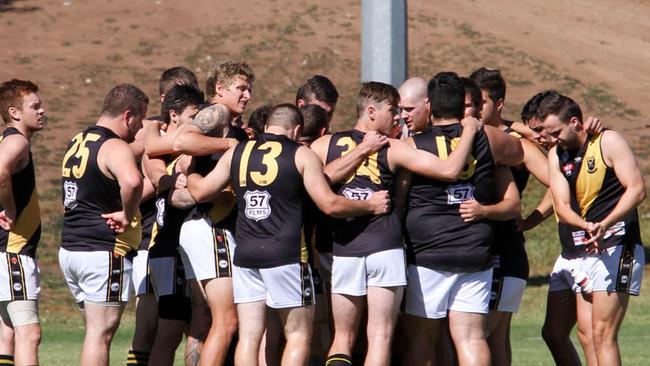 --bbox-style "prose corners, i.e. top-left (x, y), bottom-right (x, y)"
top-left (7, 106), bottom-right (20, 121)
top-left (318, 127), bottom-right (327, 137)
top-left (569, 116), bottom-right (582, 131)
top-left (496, 98), bottom-right (504, 113)
top-left (367, 104), bottom-right (376, 120)
top-left (294, 124), bottom-right (303, 140)
top-left (296, 99), bottom-right (306, 108)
